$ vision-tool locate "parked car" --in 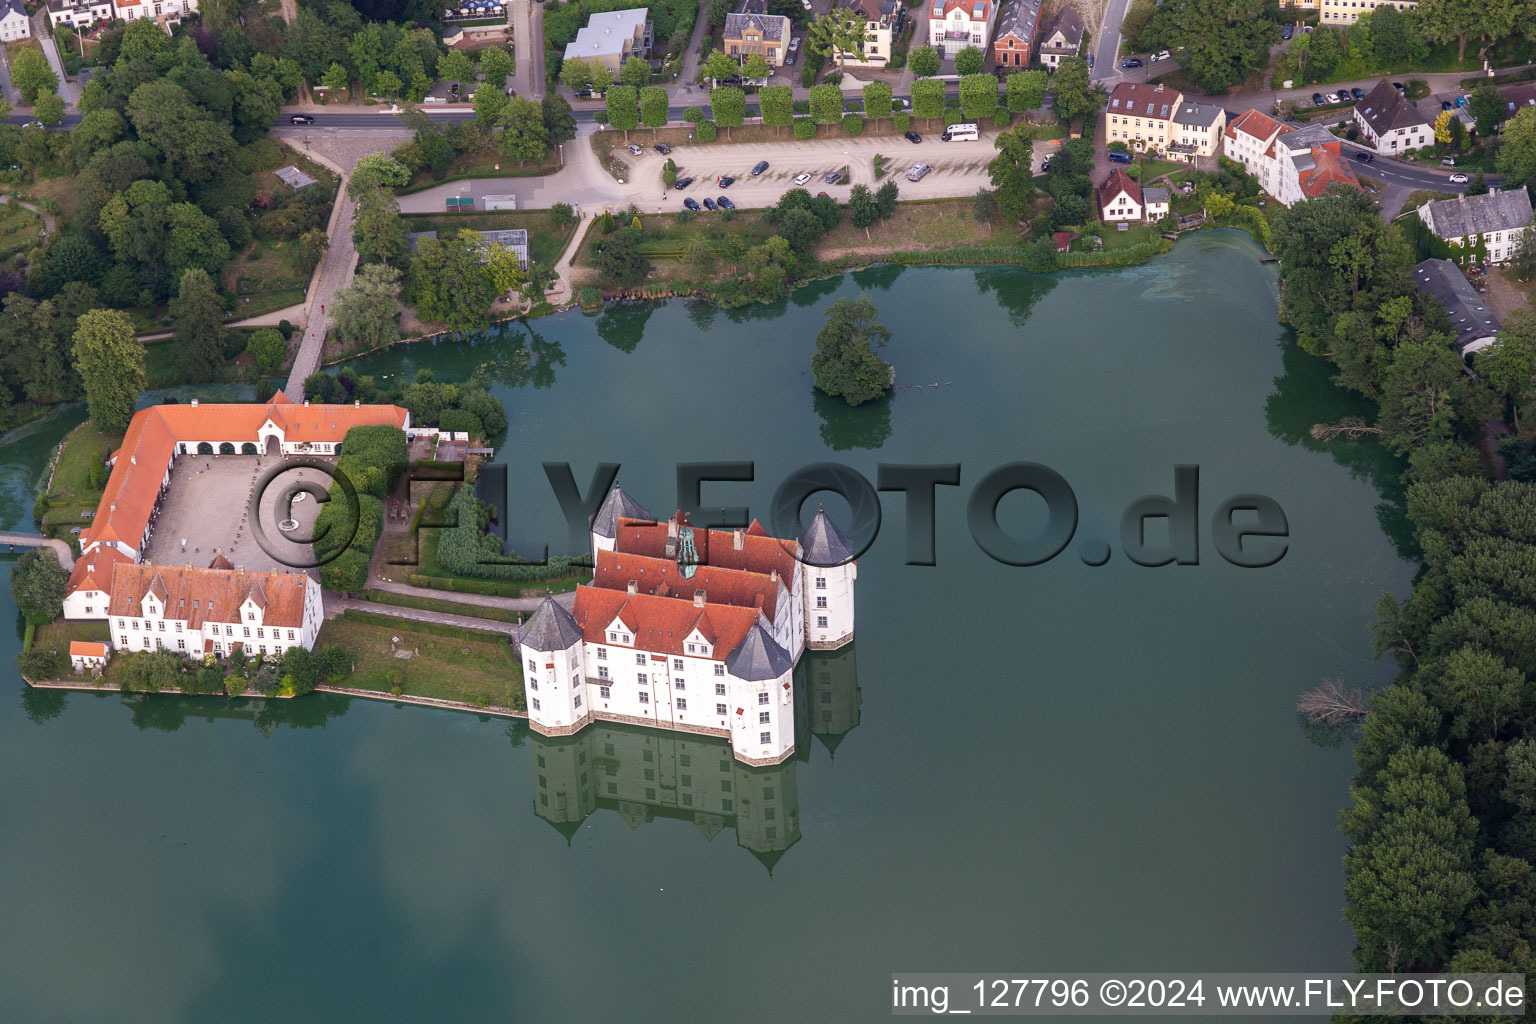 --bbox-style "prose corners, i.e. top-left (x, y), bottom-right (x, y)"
top-left (290, 114), bottom-right (315, 124)
top-left (1441, 100), bottom-right (1453, 111)
top-left (22, 120), bottom-right (43, 129)
top-left (824, 171), bottom-right (843, 184)
top-left (673, 176), bottom-right (694, 189)
top-left (1449, 172), bottom-right (1469, 184)
top-left (1353, 151), bottom-right (1374, 162)
top-left (702, 197), bottom-right (718, 210)
top-left (904, 130), bottom-right (922, 144)
top-left (683, 197), bottom-right (701, 211)
top-left (573, 88), bottom-right (593, 99)
top-left (1351, 87), bottom-right (1365, 100)
top-left (1282, 23), bottom-right (1292, 39)
top-left (793, 172), bottom-right (812, 185)
top-left (907, 162), bottom-right (932, 182)
top-left (1456, 95), bottom-right (1469, 107)
top-left (817, 191), bottom-right (830, 198)
top-left (1151, 50), bottom-right (1169, 62)
top-left (1441, 157), bottom-right (1457, 167)
top-left (1120, 58), bottom-right (1141, 69)
top-left (1085, 53), bottom-right (1093, 68)
top-left (1312, 93), bottom-right (1326, 106)
top-left (717, 175), bottom-right (735, 187)
top-left (627, 144), bottom-right (644, 155)
top-left (1040, 154), bottom-right (1054, 172)
top-left (786, 49), bottom-right (797, 64)
top-left (654, 143), bottom-right (672, 154)
top-left (1107, 149), bottom-right (1132, 164)
top-left (751, 160), bottom-right (769, 175)
top-left (717, 195), bottom-right (735, 209)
